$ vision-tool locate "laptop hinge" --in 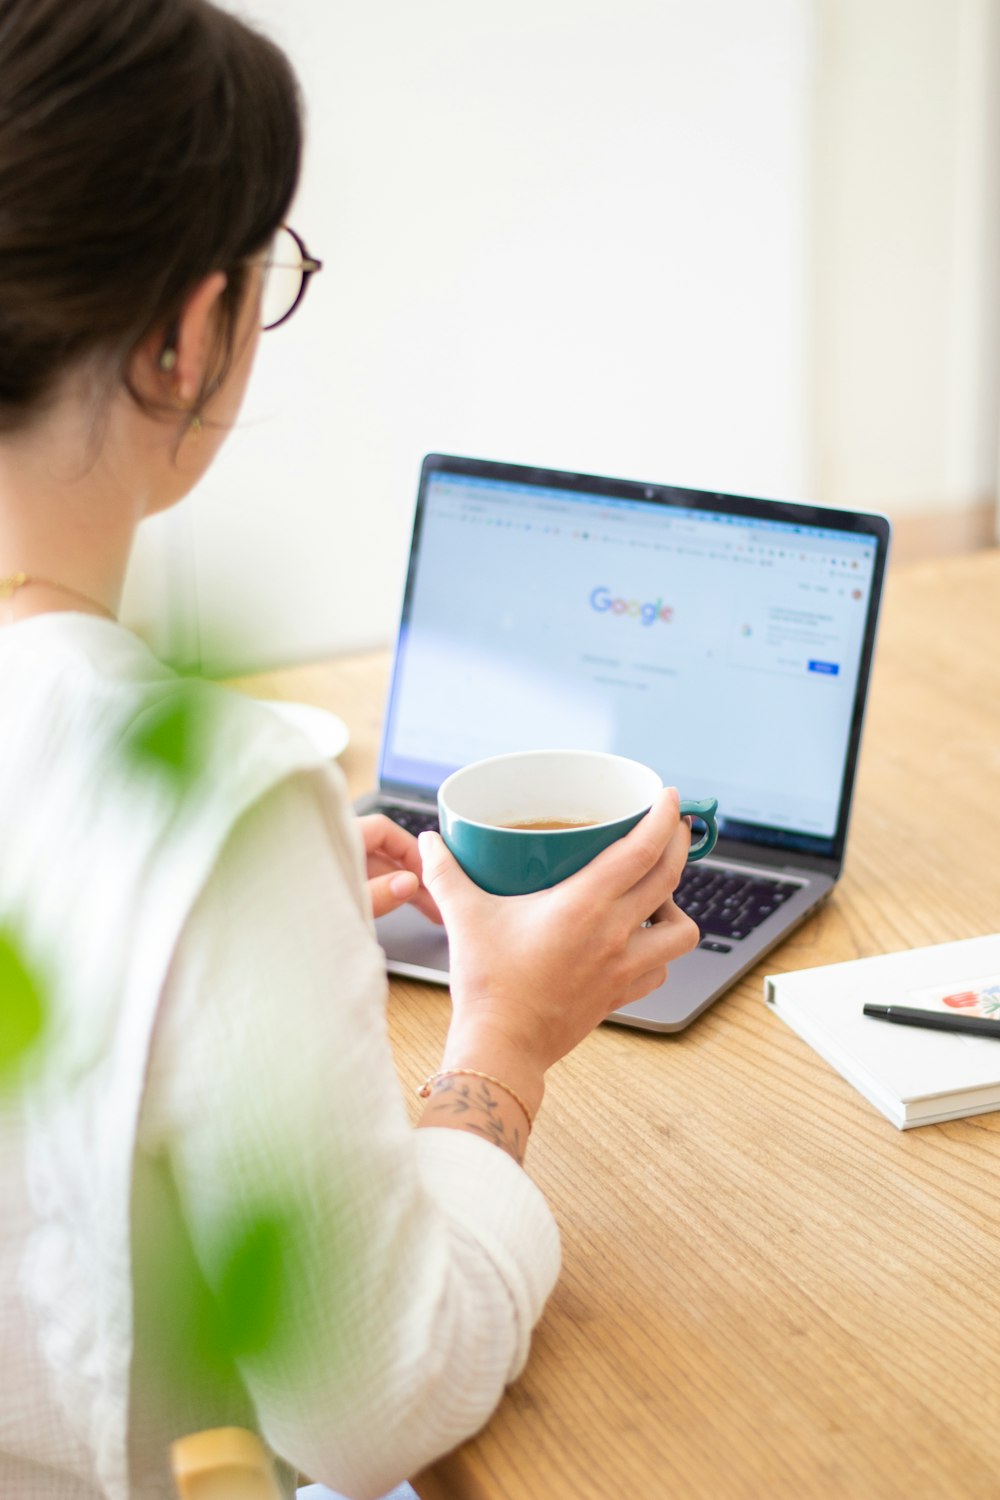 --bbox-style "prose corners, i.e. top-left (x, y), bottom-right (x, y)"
top-left (712, 838), bottom-right (841, 879)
